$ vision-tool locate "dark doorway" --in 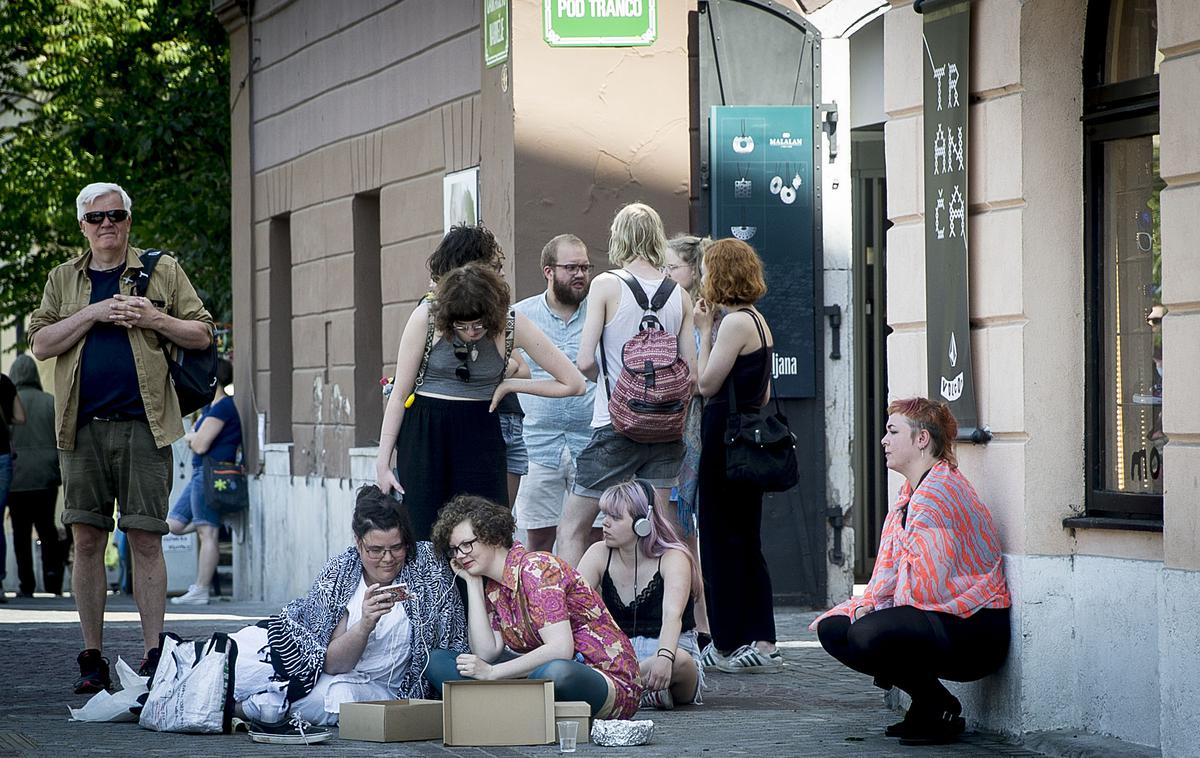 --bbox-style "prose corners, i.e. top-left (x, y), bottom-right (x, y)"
top-left (694, 0), bottom-right (826, 606)
top-left (851, 127), bottom-right (889, 581)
